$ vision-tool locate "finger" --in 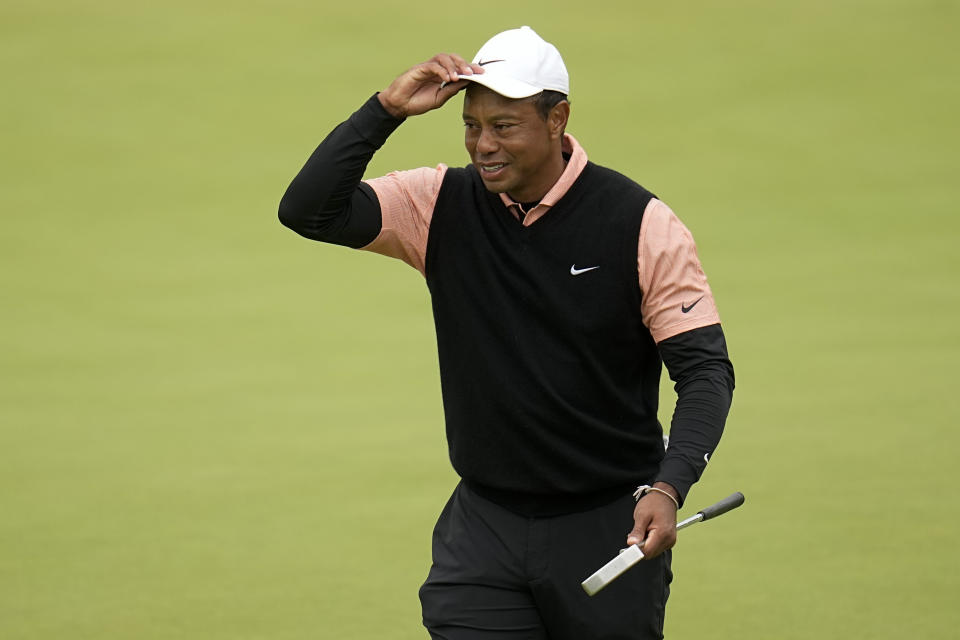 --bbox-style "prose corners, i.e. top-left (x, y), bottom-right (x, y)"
top-left (431, 54), bottom-right (464, 82)
top-left (437, 78), bottom-right (470, 98)
top-left (645, 526), bottom-right (678, 559)
top-left (626, 515), bottom-right (650, 547)
top-left (448, 53), bottom-right (477, 76)
top-left (642, 528), bottom-right (663, 557)
top-left (422, 60), bottom-right (454, 84)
